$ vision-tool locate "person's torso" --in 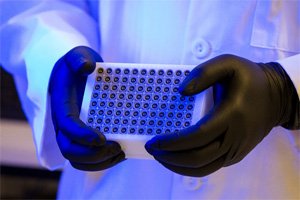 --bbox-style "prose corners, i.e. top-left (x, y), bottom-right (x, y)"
top-left (58, 1), bottom-right (300, 199)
